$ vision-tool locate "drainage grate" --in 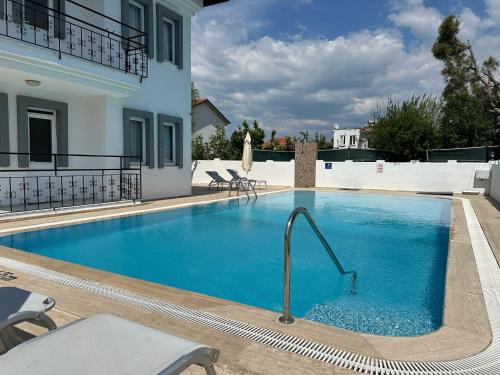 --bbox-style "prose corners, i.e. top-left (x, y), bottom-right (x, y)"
top-left (0, 199), bottom-right (499, 374)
